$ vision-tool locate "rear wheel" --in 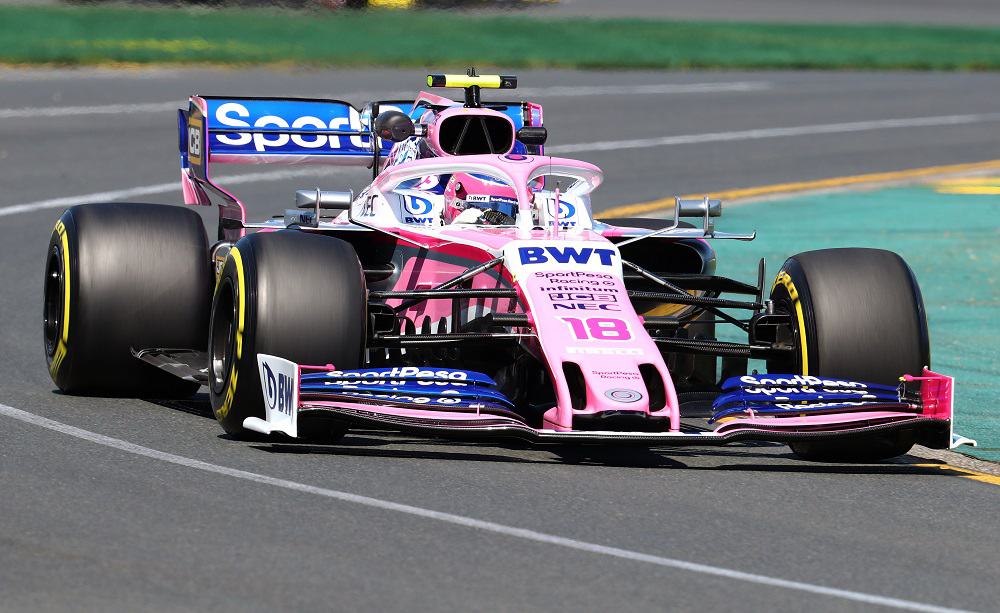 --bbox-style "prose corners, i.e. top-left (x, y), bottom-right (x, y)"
top-left (208, 231), bottom-right (366, 438)
top-left (43, 203), bottom-right (210, 397)
top-left (768, 248), bottom-right (929, 461)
